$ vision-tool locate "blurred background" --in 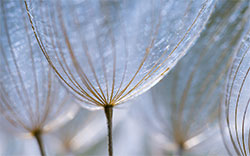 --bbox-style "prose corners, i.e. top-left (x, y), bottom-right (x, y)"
top-left (0, 0), bottom-right (250, 156)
